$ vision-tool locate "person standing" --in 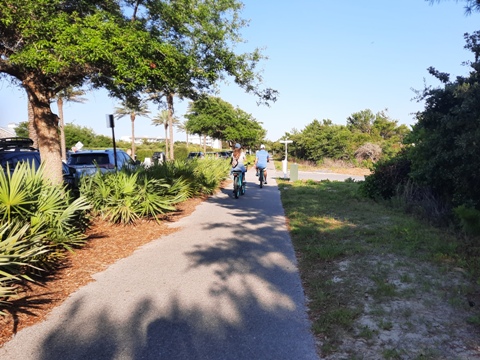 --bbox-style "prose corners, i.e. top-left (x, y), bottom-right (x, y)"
top-left (255, 144), bottom-right (270, 184)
